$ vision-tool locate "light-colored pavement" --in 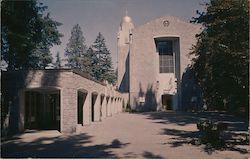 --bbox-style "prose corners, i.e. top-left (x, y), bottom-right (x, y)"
top-left (1, 112), bottom-right (249, 158)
